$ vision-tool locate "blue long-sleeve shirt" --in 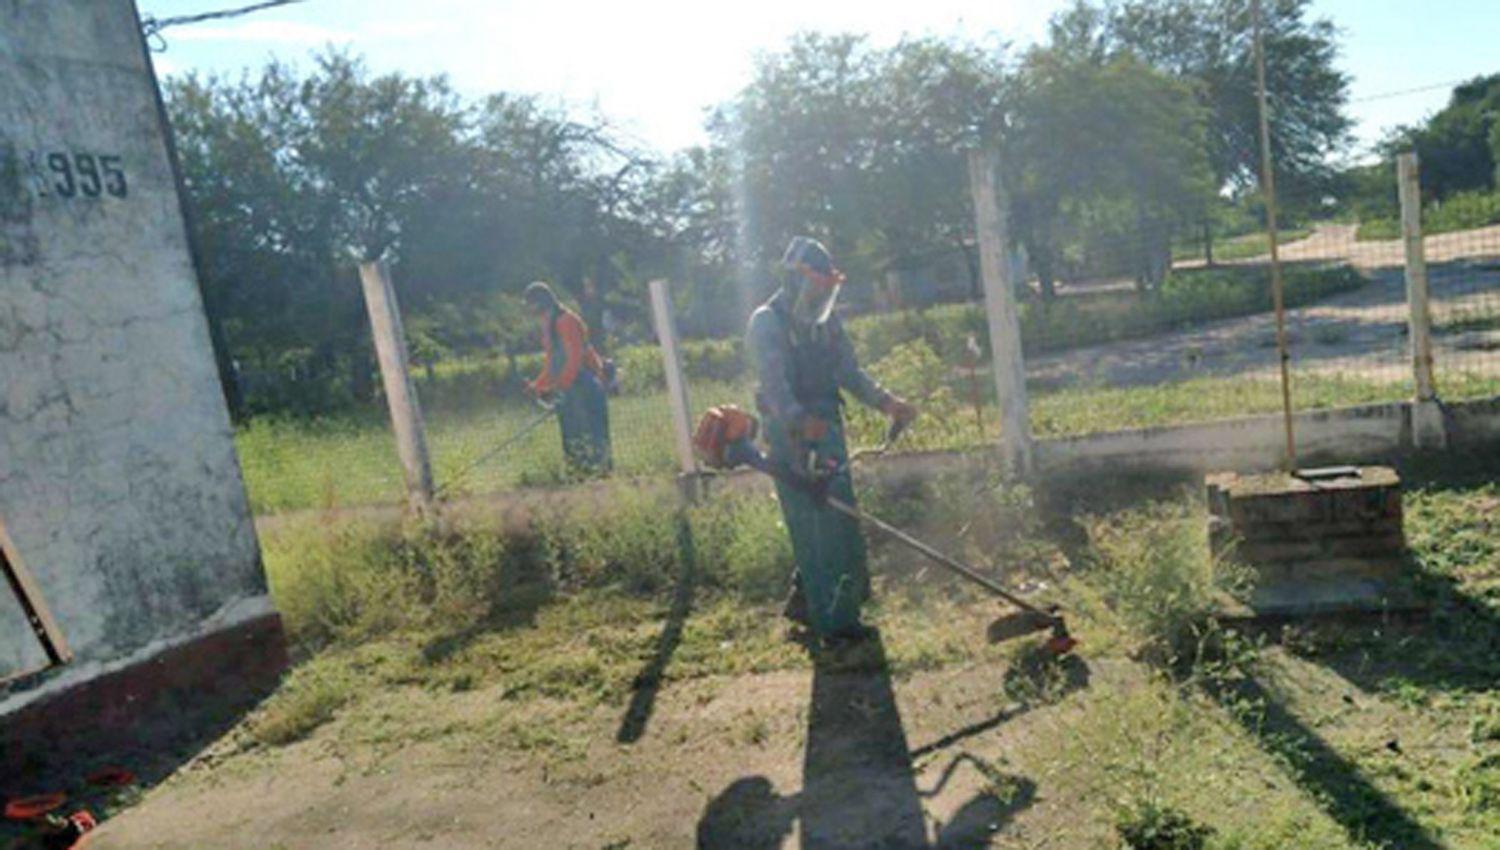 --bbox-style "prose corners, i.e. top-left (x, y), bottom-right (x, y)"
top-left (746, 292), bottom-right (891, 424)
